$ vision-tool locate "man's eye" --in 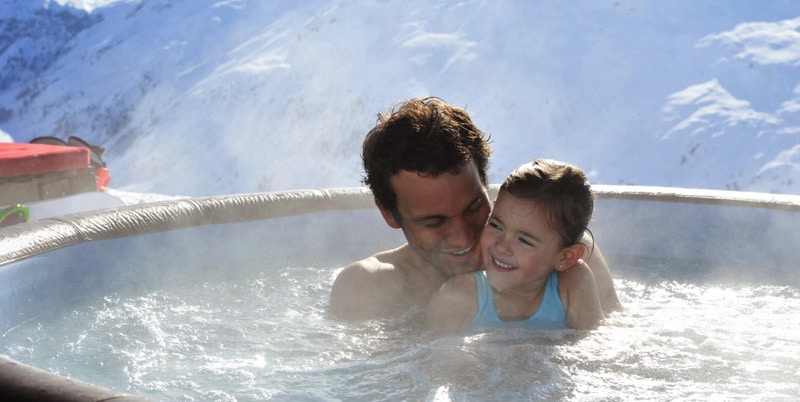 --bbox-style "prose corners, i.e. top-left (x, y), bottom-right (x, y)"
top-left (423, 220), bottom-right (445, 228)
top-left (466, 199), bottom-right (484, 214)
